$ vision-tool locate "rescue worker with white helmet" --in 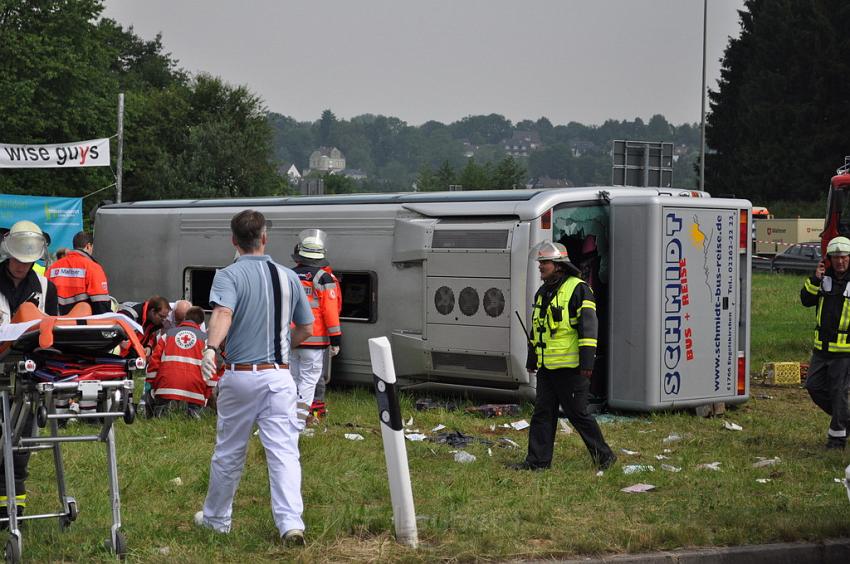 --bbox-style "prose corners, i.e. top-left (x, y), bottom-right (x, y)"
top-left (509, 241), bottom-right (616, 471)
top-left (290, 229), bottom-right (342, 427)
top-left (0, 220), bottom-right (58, 523)
top-left (802, 236), bottom-right (850, 449)
top-left (0, 220), bottom-right (58, 324)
